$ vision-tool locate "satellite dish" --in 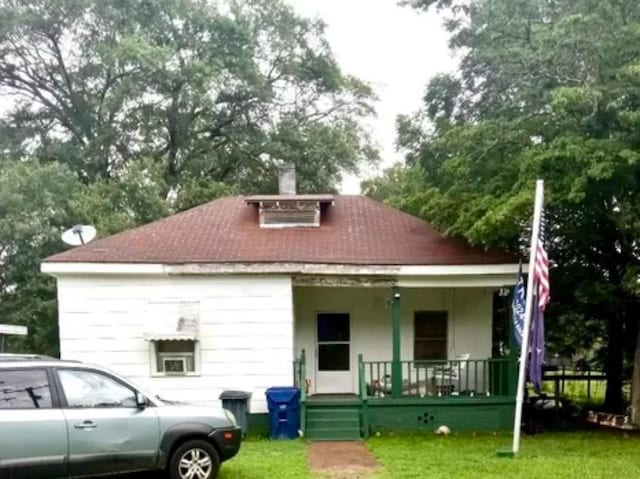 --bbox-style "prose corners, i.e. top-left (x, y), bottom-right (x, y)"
top-left (61, 224), bottom-right (97, 246)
